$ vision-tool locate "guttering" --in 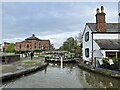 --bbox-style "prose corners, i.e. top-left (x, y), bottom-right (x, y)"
top-left (92, 32), bottom-right (120, 34)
